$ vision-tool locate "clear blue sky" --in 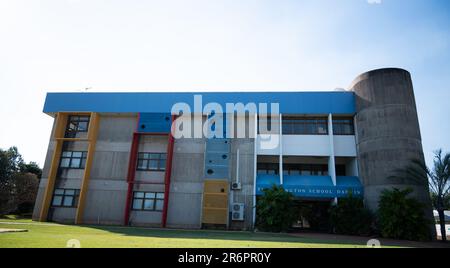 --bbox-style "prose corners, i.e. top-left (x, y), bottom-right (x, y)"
top-left (0, 0), bottom-right (449, 168)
